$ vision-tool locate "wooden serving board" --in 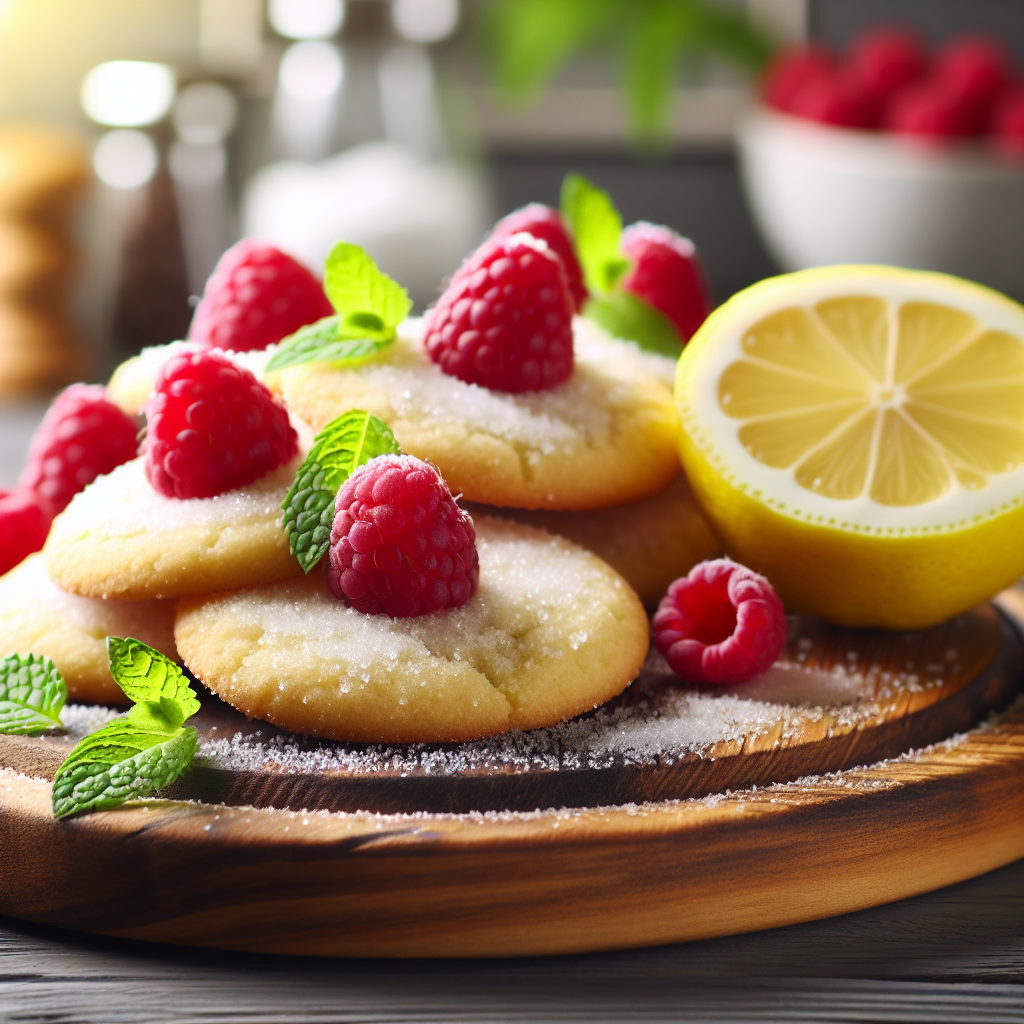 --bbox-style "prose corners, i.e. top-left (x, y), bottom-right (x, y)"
top-left (1, 606), bottom-right (1018, 815)
top-left (0, 596), bottom-right (1020, 957)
